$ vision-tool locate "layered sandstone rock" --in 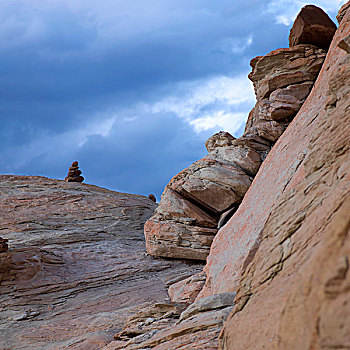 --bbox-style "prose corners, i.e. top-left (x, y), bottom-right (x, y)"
top-left (0, 176), bottom-right (202, 349)
top-left (289, 5), bottom-right (337, 50)
top-left (202, 5), bottom-right (349, 349)
top-left (64, 161), bottom-right (84, 182)
top-left (144, 9), bottom-right (330, 261)
top-left (105, 292), bottom-right (235, 350)
top-left (106, 4), bottom-right (347, 350)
